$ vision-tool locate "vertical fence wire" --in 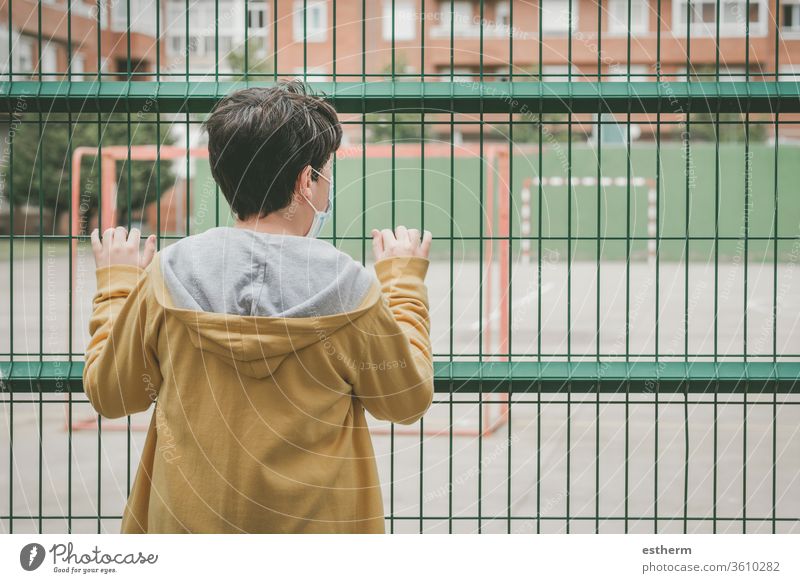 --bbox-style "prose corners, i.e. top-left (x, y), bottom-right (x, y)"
top-left (0, 0), bottom-right (799, 534)
top-left (447, 0), bottom-right (455, 535)
top-left (506, 0), bottom-right (514, 535)
top-left (419, 0), bottom-right (425, 533)
top-left (537, 0), bottom-right (543, 536)
top-left (5, 0), bottom-right (13, 534)
top-left (66, 0), bottom-right (74, 531)
top-left (596, 1), bottom-right (603, 535)
top-left (477, 0), bottom-right (484, 535)
top-left (772, 0), bottom-right (781, 534)
top-left (36, 0), bottom-right (43, 536)
top-left (655, 0), bottom-right (663, 535)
